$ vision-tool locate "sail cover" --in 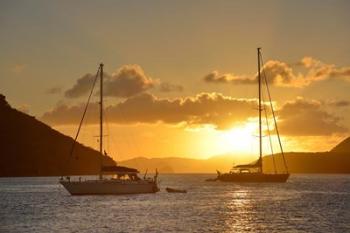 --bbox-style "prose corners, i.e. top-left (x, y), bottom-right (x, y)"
top-left (234, 157), bottom-right (262, 169)
top-left (101, 166), bottom-right (139, 173)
